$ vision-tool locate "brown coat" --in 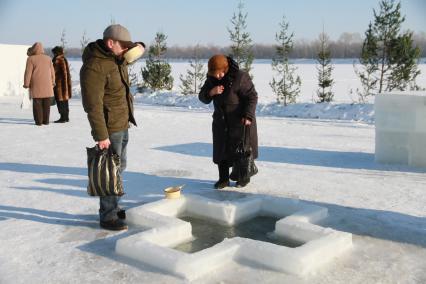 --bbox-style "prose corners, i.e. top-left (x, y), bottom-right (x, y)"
top-left (199, 57), bottom-right (258, 164)
top-left (53, 54), bottom-right (72, 101)
top-left (80, 40), bottom-right (136, 141)
top-left (23, 42), bottom-right (55, 99)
